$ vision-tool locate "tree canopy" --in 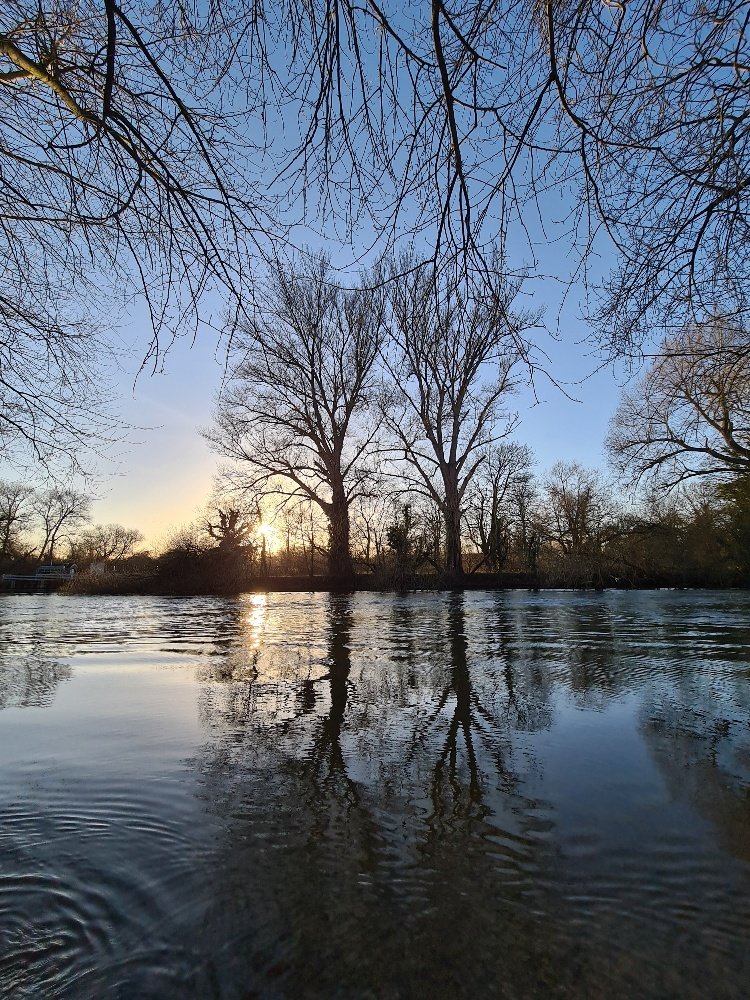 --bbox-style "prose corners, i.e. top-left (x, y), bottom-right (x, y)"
top-left (1, 1), bottom-right (272, 466)
top-left (240, 0), bottom-right (750, 344)
top-left (4, 0), bottom-right (750, 476)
